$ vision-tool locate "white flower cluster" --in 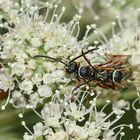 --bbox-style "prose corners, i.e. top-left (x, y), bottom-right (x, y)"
top-left (22, 95), bottom-right (132, 140)
top-left (0, 1), bottom-right (140, 140)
